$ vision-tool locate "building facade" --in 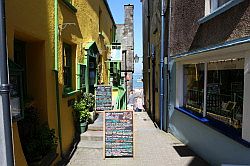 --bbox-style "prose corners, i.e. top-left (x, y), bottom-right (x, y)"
top-left (141, 0), bottom-right (167, 126)
top-left (142, 0), bottom-right (250, 165)
top-left (5, 0), bottom-right (115, 165)
top-left (115, 4), bottom-right (135, 99)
